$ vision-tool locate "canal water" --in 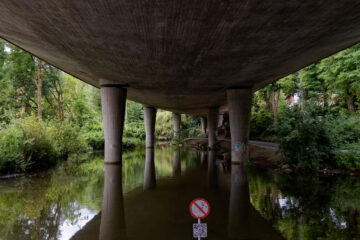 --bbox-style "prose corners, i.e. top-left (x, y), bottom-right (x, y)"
top-left (0, 146), bottom-right (359, 239)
